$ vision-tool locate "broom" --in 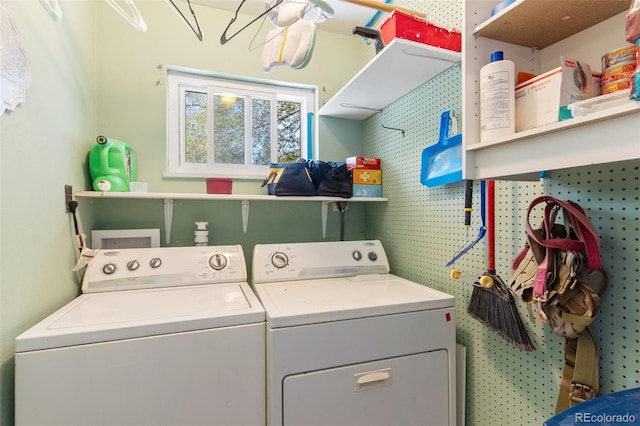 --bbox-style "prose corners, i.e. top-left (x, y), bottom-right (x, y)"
top-left (467, 180), bottom-right (535, 352)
